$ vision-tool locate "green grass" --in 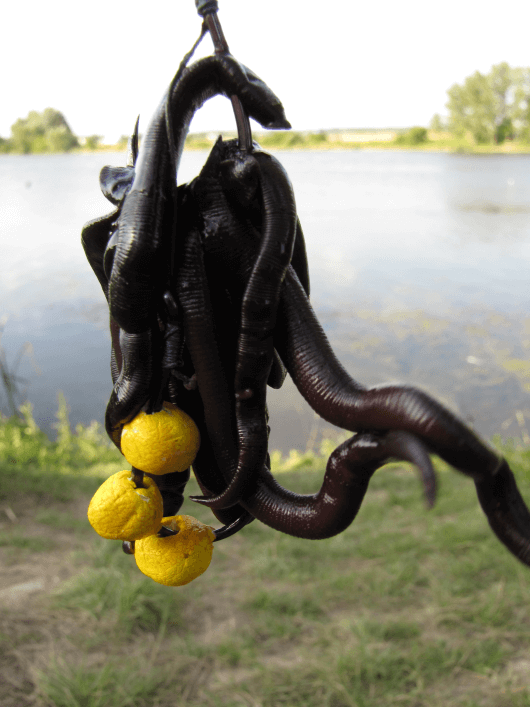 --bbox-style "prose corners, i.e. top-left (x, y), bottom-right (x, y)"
top-left (54, 538), bottom-right (185, 636)
top-left (35, 656), bottom-right (174, 707)
top-left (0, 532), bottom-right (56, 552)
top-left (54, 565), bottom-right (183, 635)
top-left (1, 403), bottom-right (530, 706)
top-left (35, 509), bottom-right (91, 532)
top-left (0, 397), bottom-right (123, 503)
